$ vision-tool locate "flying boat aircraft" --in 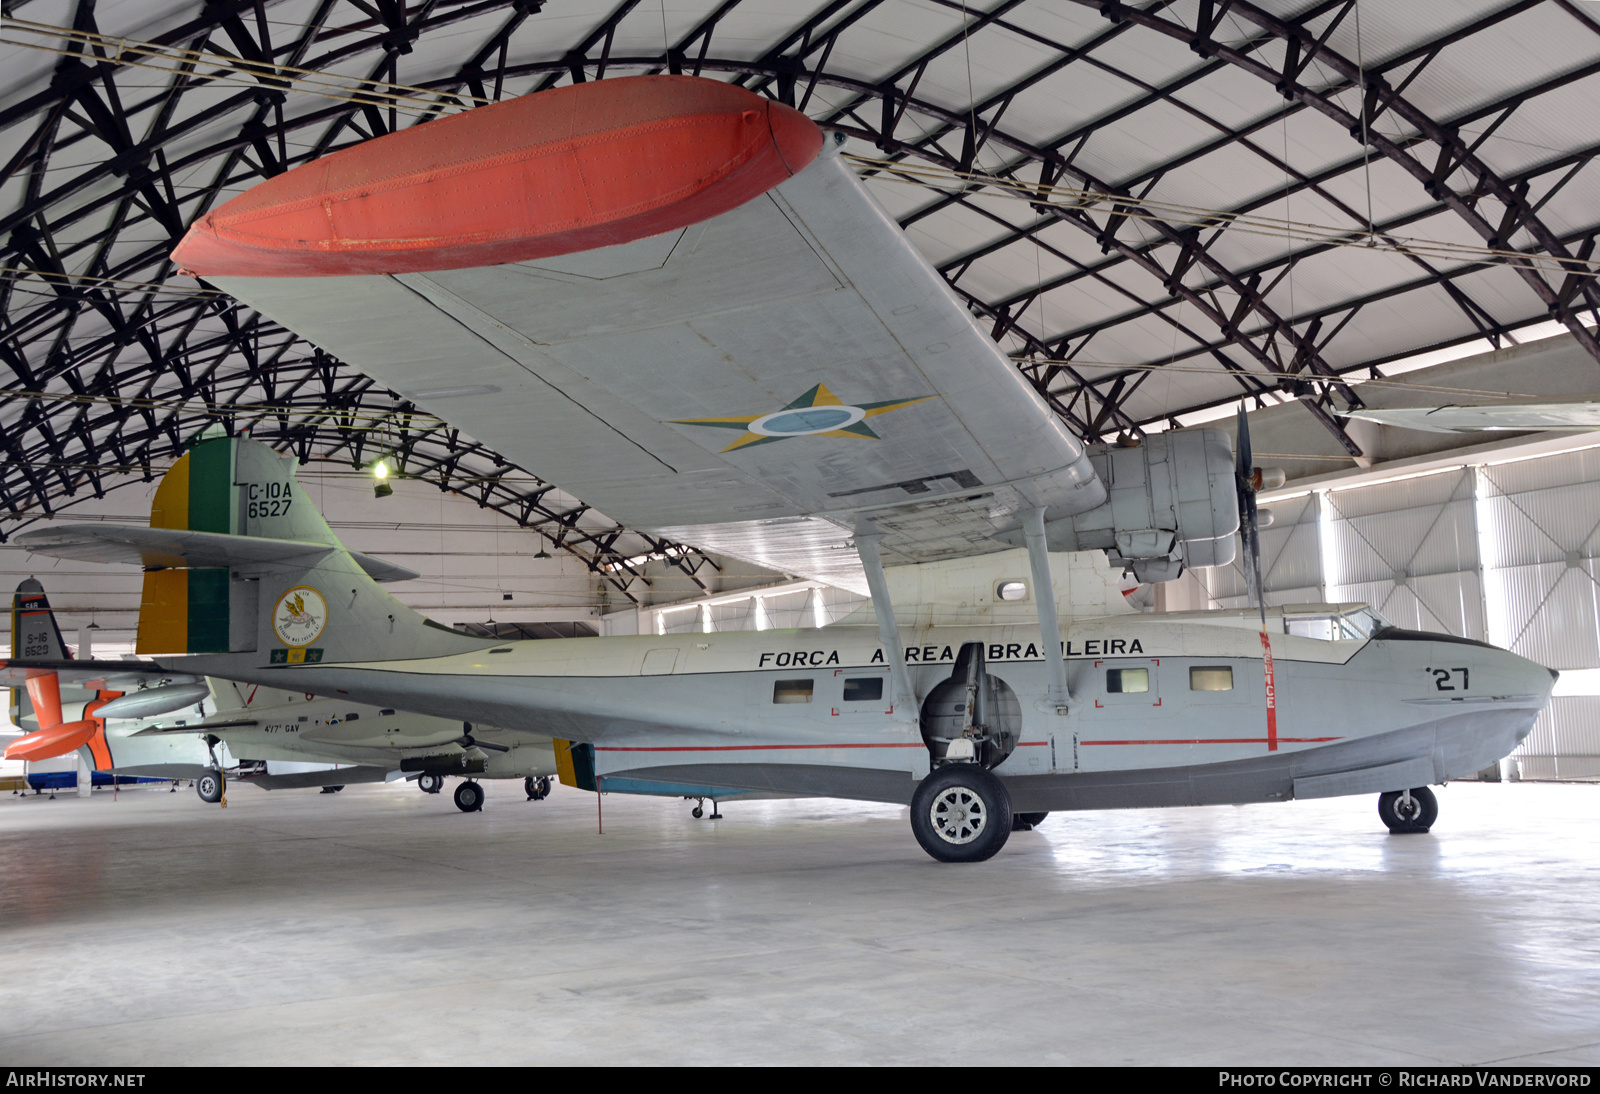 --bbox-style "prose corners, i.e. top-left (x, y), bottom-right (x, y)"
top-left (5, 76), bottom-right (1556, 861)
